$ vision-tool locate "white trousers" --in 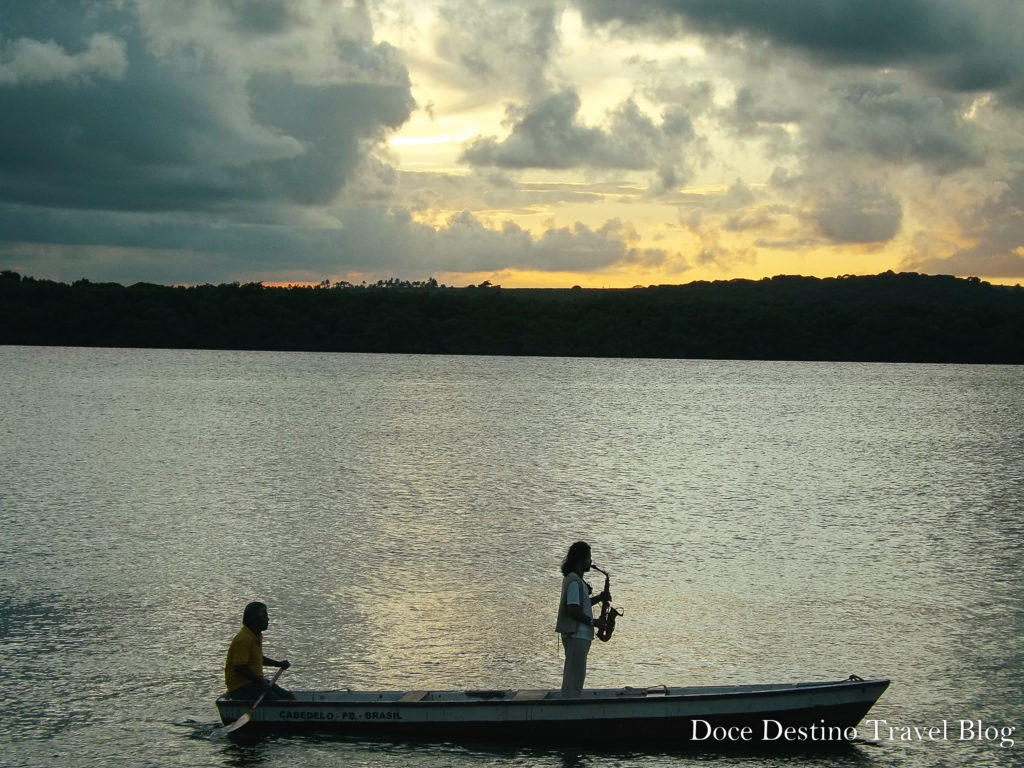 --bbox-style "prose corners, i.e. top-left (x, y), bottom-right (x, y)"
top-left (560, 635), bottom-right (591, 698)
